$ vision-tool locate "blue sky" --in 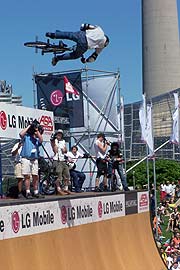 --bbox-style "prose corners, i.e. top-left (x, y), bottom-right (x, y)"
top-left (0, 0), bottom-right (179, 107)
